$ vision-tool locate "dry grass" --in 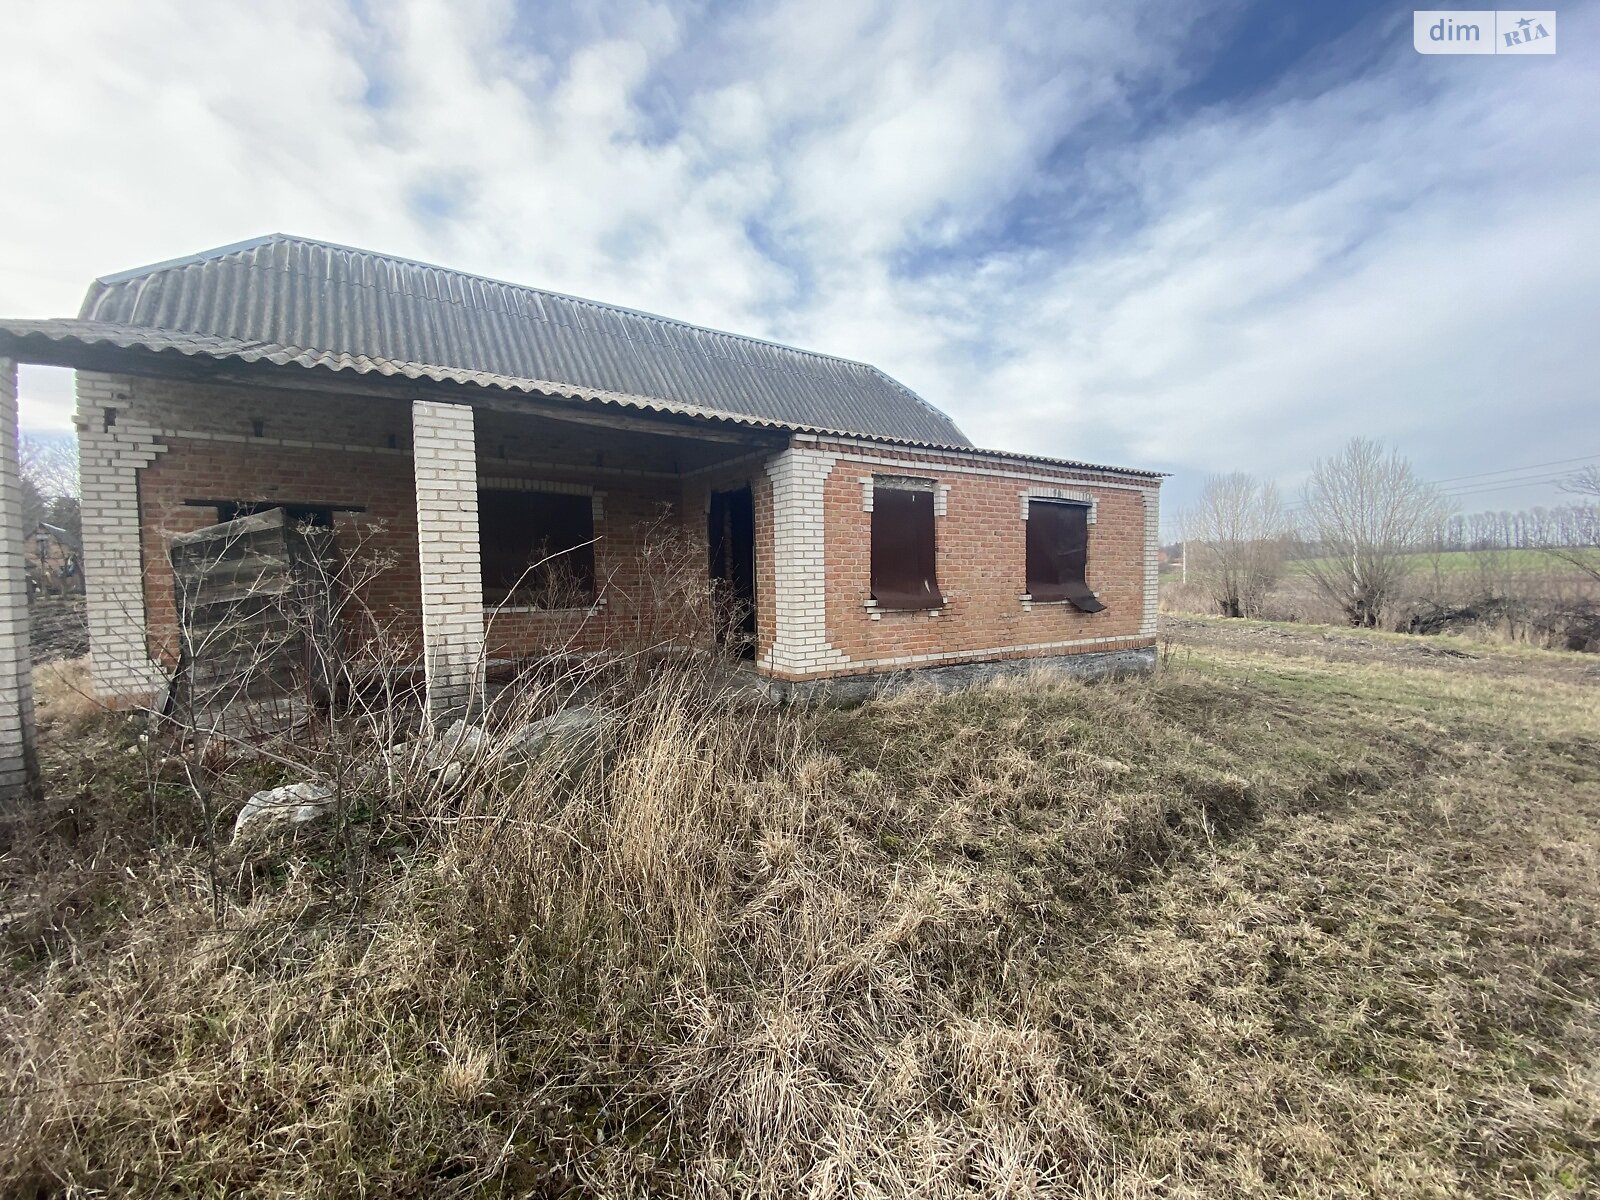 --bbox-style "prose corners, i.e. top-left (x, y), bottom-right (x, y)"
top-left (30, 656), bottom-right (100, 730)
top-left (1163, 562), bottom-right (1600, 652)
top-left (2, 635), bottom-right (1597, 1197)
